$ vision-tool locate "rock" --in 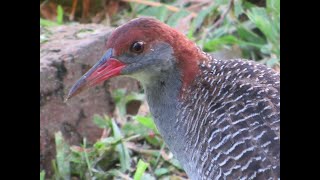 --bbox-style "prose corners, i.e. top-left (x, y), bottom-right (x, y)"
top-left (40, 24), bottom-right (140, 176)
